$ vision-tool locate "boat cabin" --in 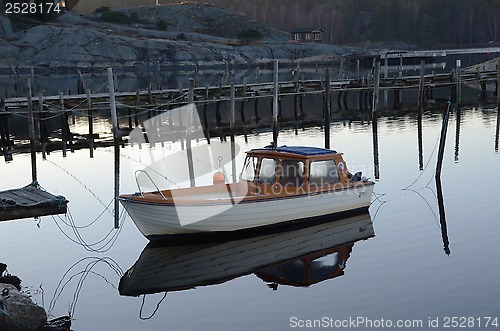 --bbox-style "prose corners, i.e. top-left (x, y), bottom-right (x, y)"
top-left (255, 242), bottom-right (354, 288)
top-left (240, 146), bottom-right (361, 196)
